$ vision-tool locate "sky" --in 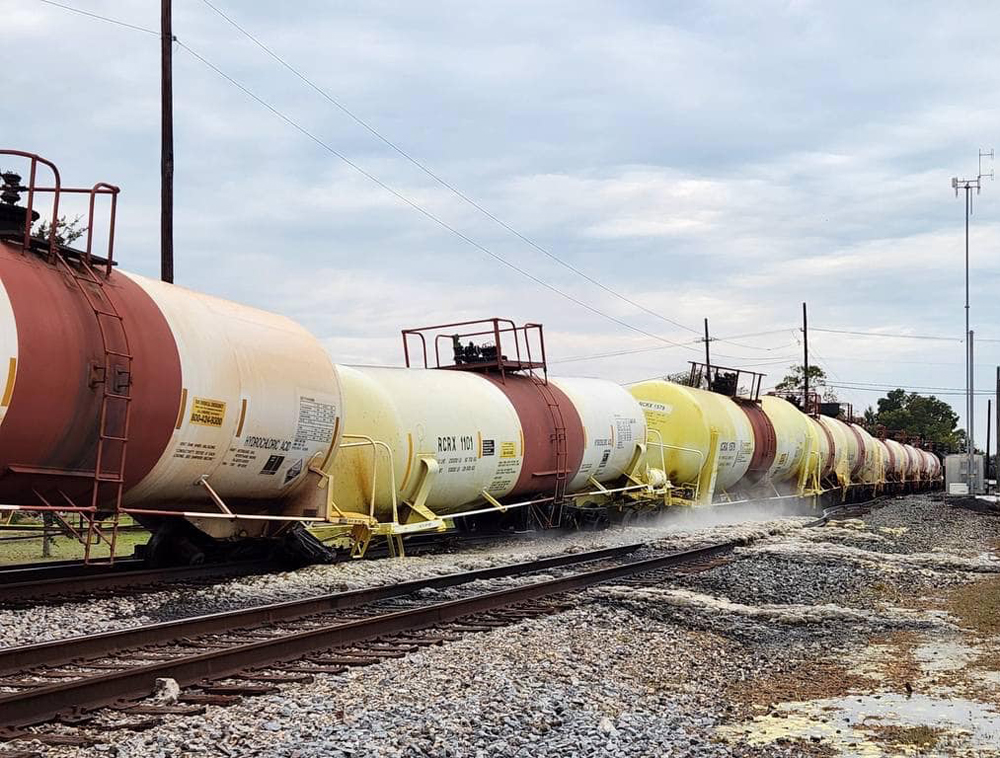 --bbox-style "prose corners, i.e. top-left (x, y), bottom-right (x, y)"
top-left (4, 0), bottom-right (1000, 446)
